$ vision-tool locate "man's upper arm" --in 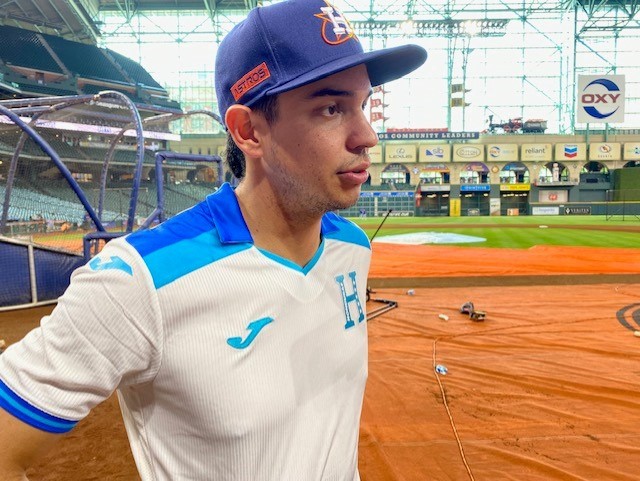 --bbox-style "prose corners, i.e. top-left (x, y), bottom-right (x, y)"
top-left (0, 407), bottom-right (61, 479)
